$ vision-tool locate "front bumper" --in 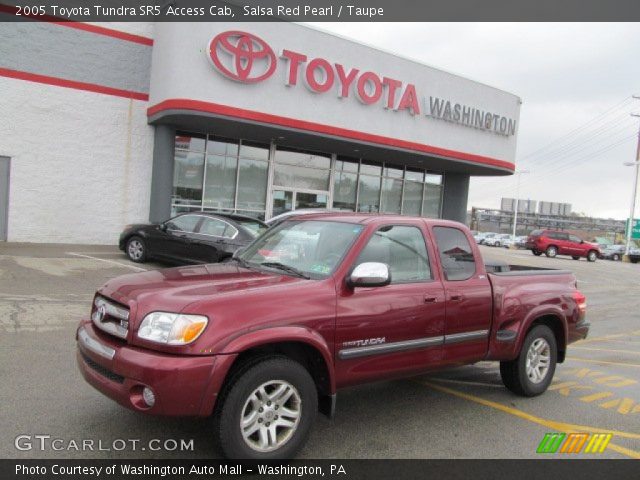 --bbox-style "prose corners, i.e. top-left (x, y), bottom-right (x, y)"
top-left (76, 322), bottom-right (218, 416)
